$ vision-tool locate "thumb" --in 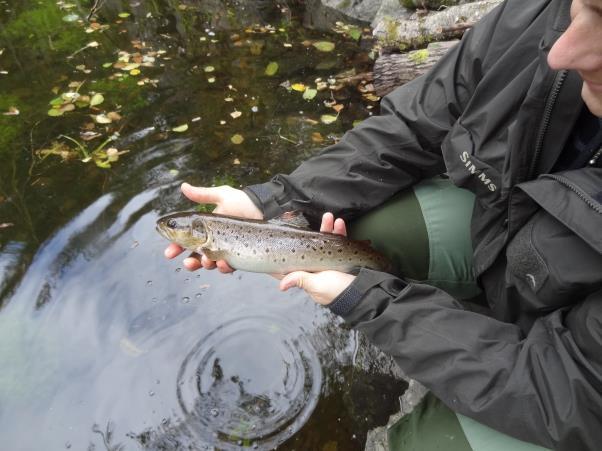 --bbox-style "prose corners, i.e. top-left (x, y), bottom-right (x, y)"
top-left (279, 271), bottom-right (312, 292)
top-left (181, 183), bottom-right (223, 205)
